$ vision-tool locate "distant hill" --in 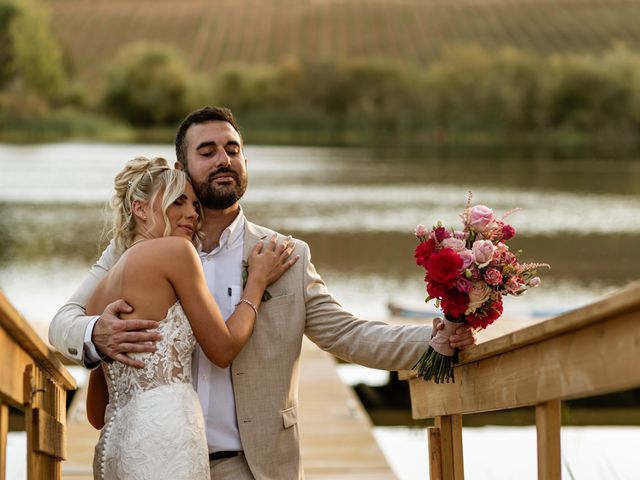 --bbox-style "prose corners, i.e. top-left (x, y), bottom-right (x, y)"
top-left (49, 0), bottom-right (640, 83)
